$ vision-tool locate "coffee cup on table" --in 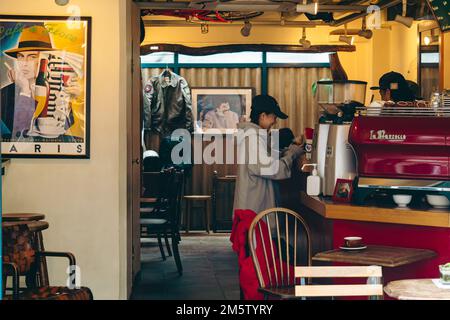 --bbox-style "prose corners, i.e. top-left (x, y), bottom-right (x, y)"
top-left (344, 236), bottom-right (363, 248)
